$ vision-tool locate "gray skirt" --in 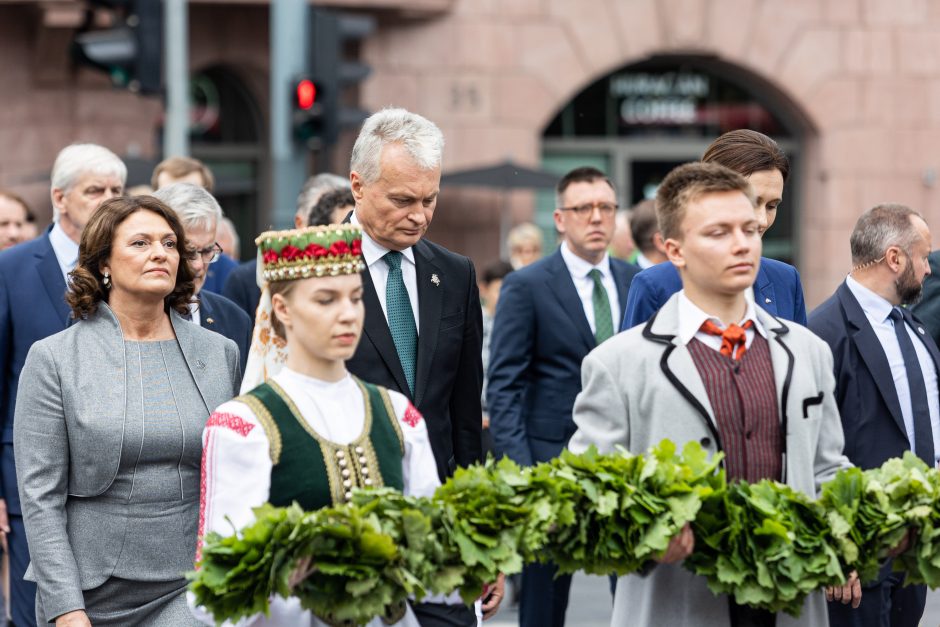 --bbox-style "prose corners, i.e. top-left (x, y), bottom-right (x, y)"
top-left (37, 577), bottom-right (200, 626)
